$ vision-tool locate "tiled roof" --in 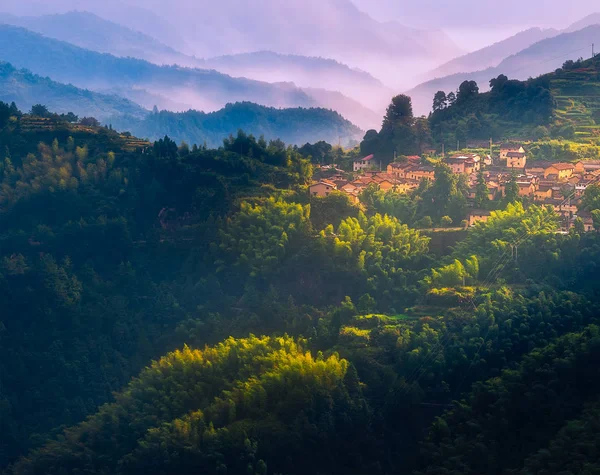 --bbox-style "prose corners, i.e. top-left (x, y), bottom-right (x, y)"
top-left (548, 163), bottom-right (575, 171)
